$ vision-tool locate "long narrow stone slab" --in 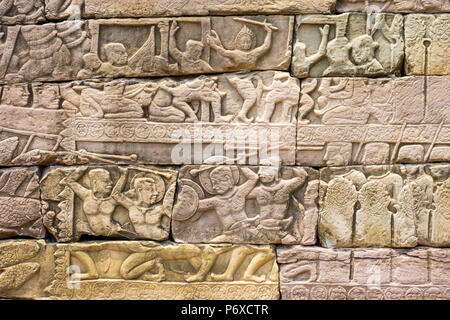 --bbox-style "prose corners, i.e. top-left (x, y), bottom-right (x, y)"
top-left (0, 168), bottom-right (45, 239)
top-left (0, 16), bottom-right (293, 84)
top-left (41, 166), bottom-right (178, 242)
top-left (0, 240), bottom-right (279, 300)
top-left (318, 165), bottom-right (450, 248)
top-left (292, 13), bottom-right (404, 78)
top-left (296, 76), bottom-right (450, 167)
top-left (337, 0), bottom-right (450, 13)
top-left (405, 14), bottom-right (450, 75)
top-left (0, 71), bottom-right (298, 166)
top-left (0, 0), bottom-right (45, 25)
top-left (172, 165), bottom-right (319, 245)
top-left (277, 246), bottom-right (450, 300)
